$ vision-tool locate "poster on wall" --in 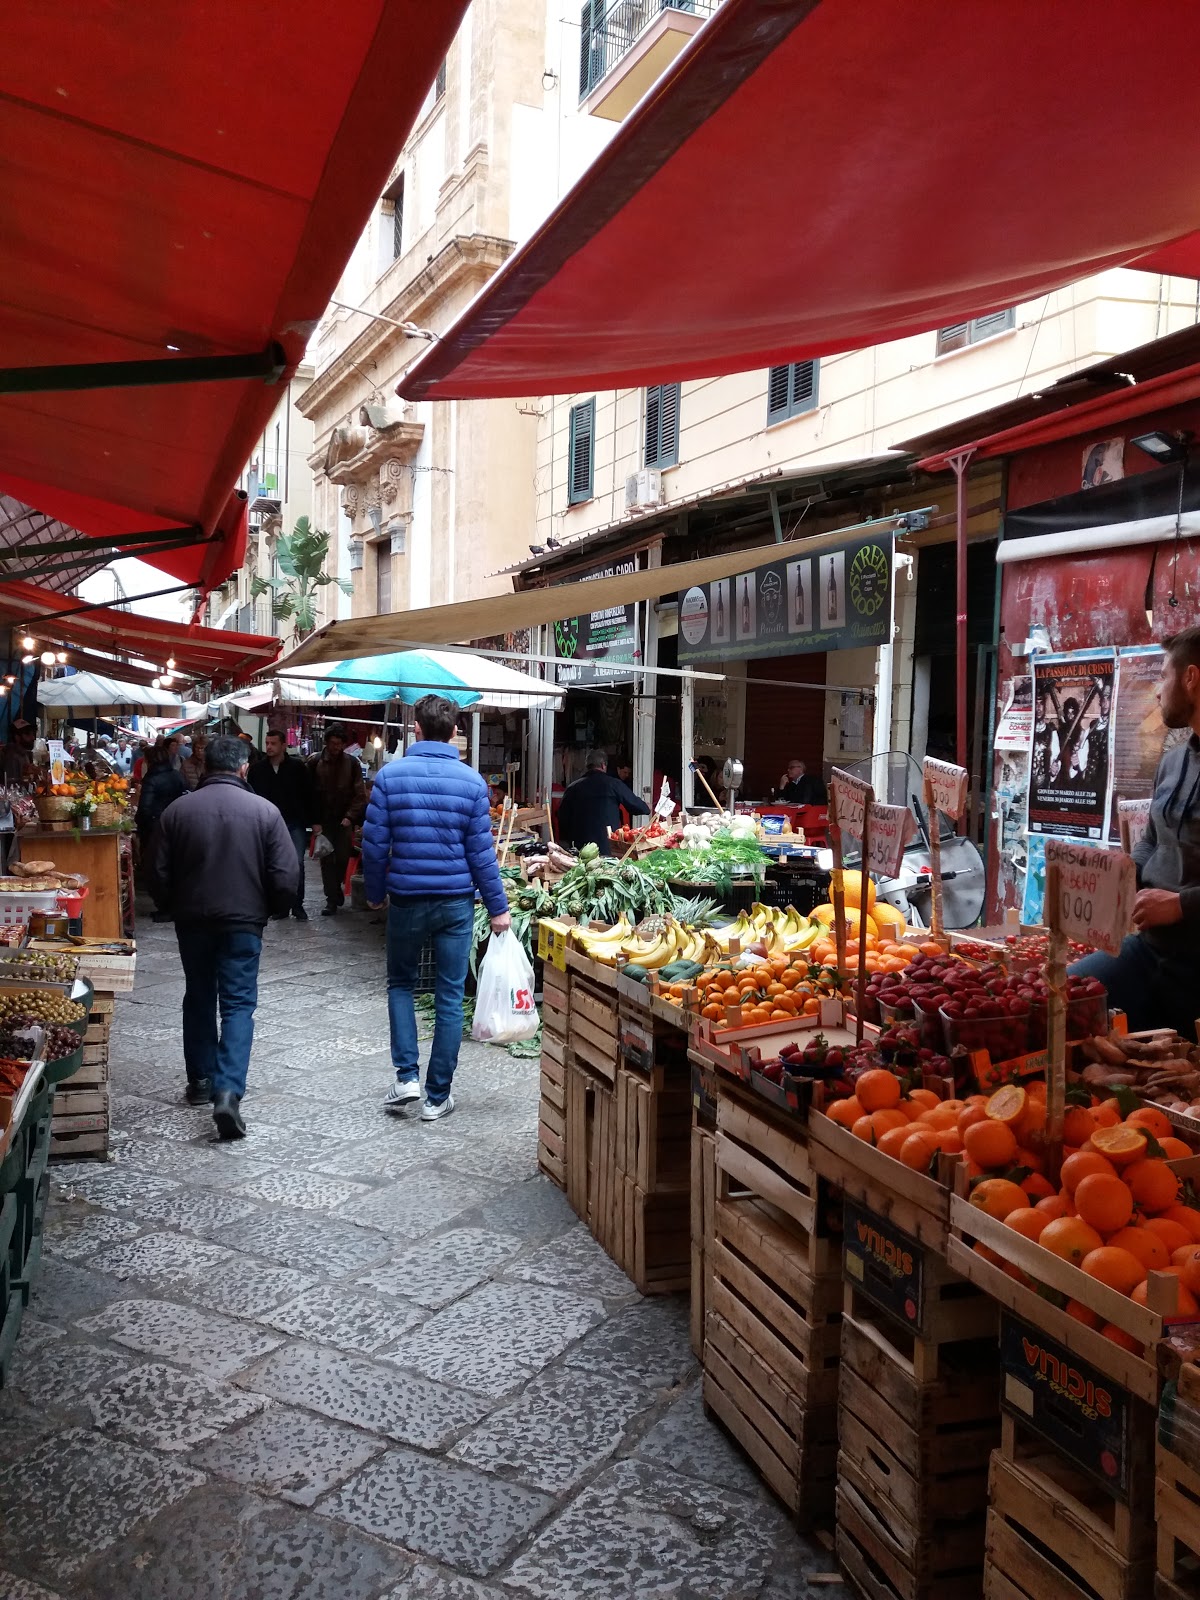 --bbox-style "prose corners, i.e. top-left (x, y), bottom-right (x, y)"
top-left (1110, 645), bottom-right (1183, 835)
top-left (995, 675), bottom-right (1033, 751)
top-left (1027, 651), bottom-right (1116, 840)
top-left (554, 557), bottom-right (640, 685)
top-left (677, 531), bottom-right (893, 663)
